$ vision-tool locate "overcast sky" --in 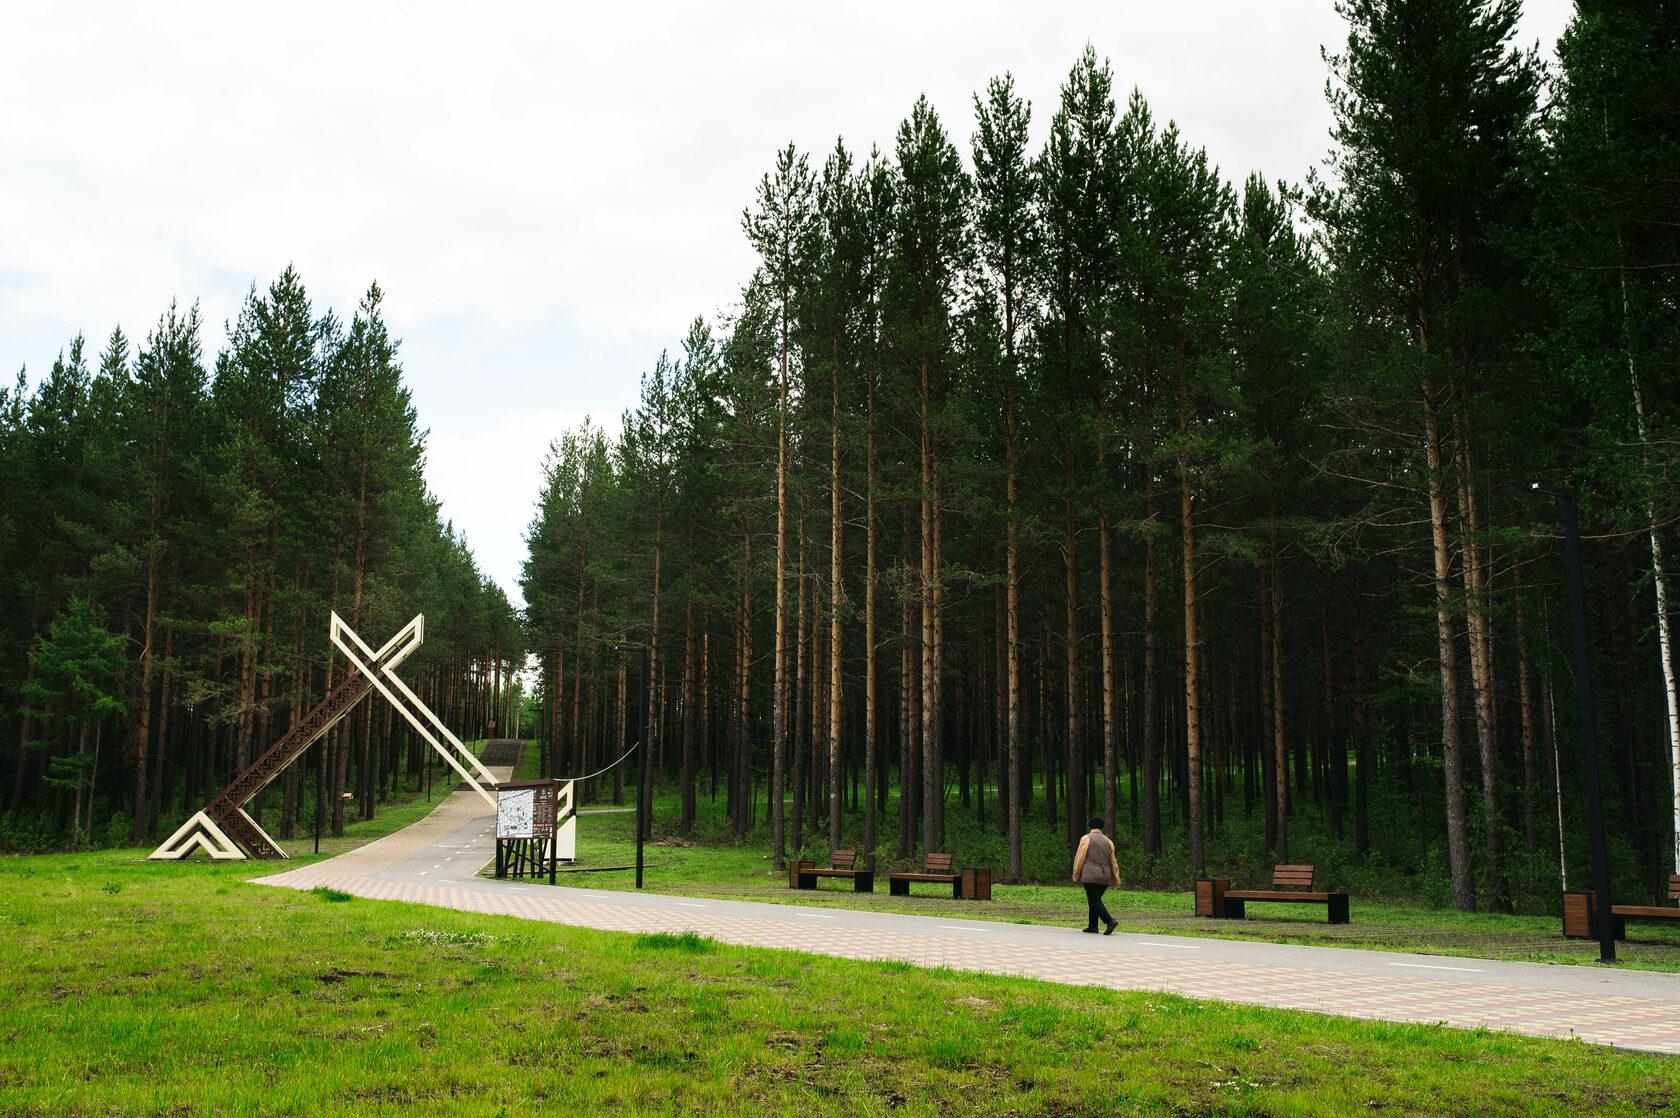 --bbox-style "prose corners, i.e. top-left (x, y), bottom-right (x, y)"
top-left (2, 1), bottom-right (1573, 606)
